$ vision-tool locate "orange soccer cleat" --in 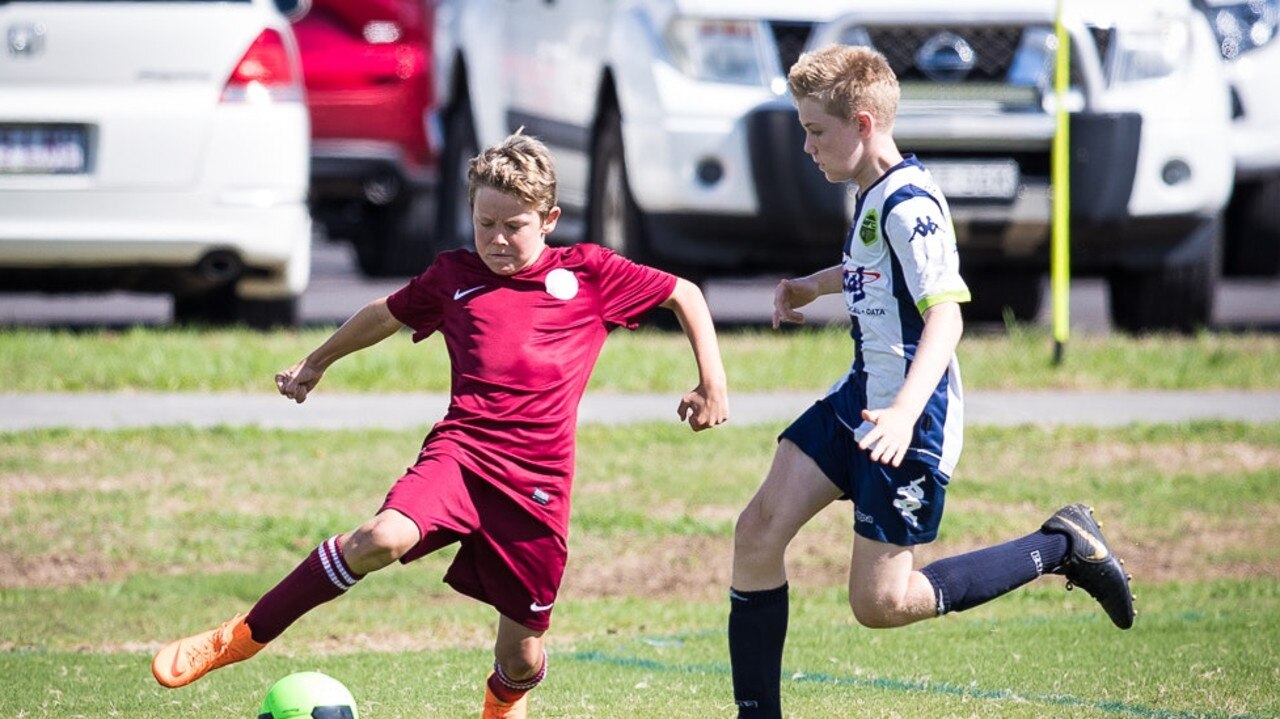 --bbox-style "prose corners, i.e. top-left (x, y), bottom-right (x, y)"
top-left (482, 679), bottom-right (529, 719)
top-left (151, 613), bottom-right (266, 688)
